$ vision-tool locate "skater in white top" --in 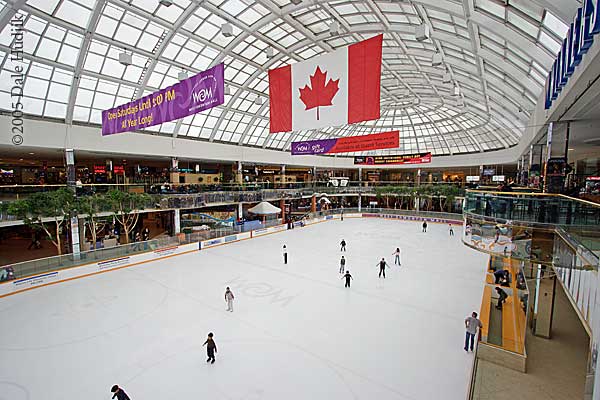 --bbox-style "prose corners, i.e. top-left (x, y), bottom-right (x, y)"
top-left (392, 248), bottom-right (401, 266)
top-left (224, 287), bottom-right (235, 312)
top-left (449, 224), bottom-right (454, 236)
